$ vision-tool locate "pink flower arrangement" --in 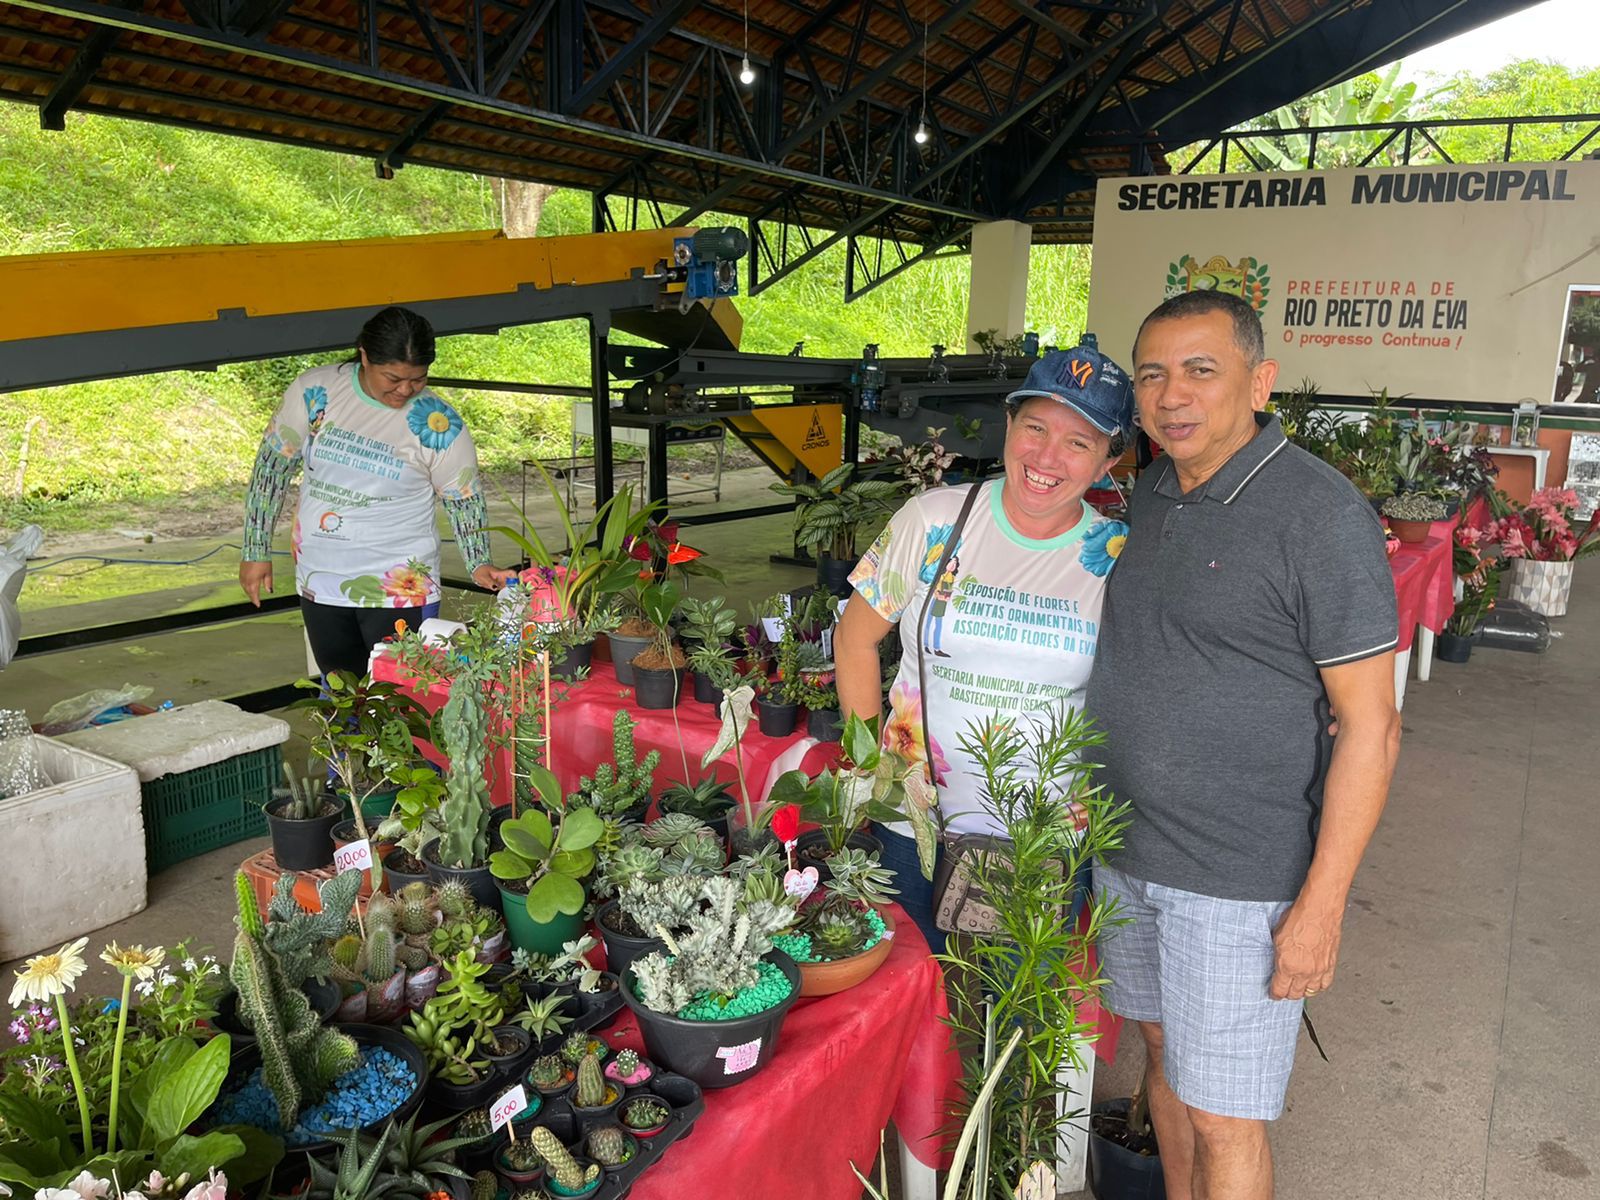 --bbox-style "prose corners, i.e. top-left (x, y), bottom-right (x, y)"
top-left (1485, 488), bottom-right (1600, 562)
